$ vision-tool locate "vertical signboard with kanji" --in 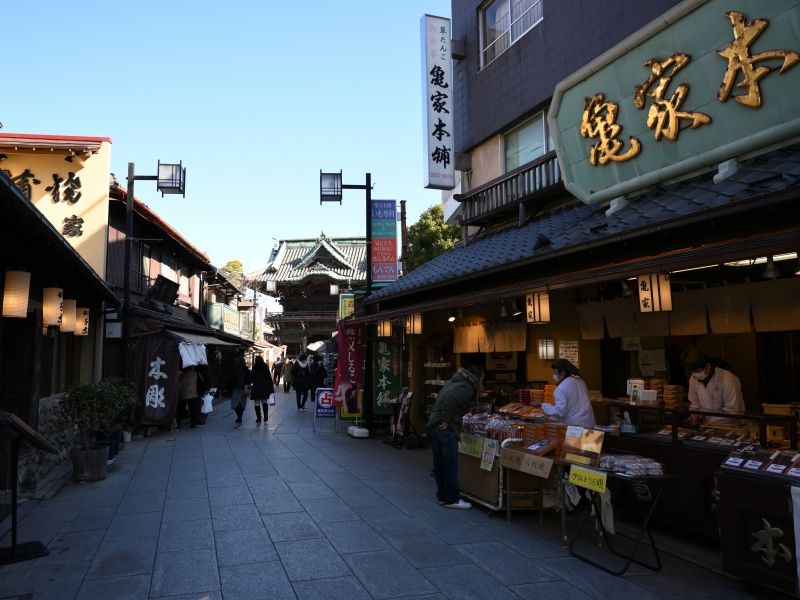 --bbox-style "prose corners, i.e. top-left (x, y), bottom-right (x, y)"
top-left (373, 329), bottom-right (402, 415)
top-left (421, 14), bottom-right (455, 190)
top-left (333, 322), bottom-right (364, 418)
top-left (132, 333), bottom-right (179, 427)
top-left (338, 293), bottom-right (355, 319)
top-left (370, 200), bottom-right (398, 283)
